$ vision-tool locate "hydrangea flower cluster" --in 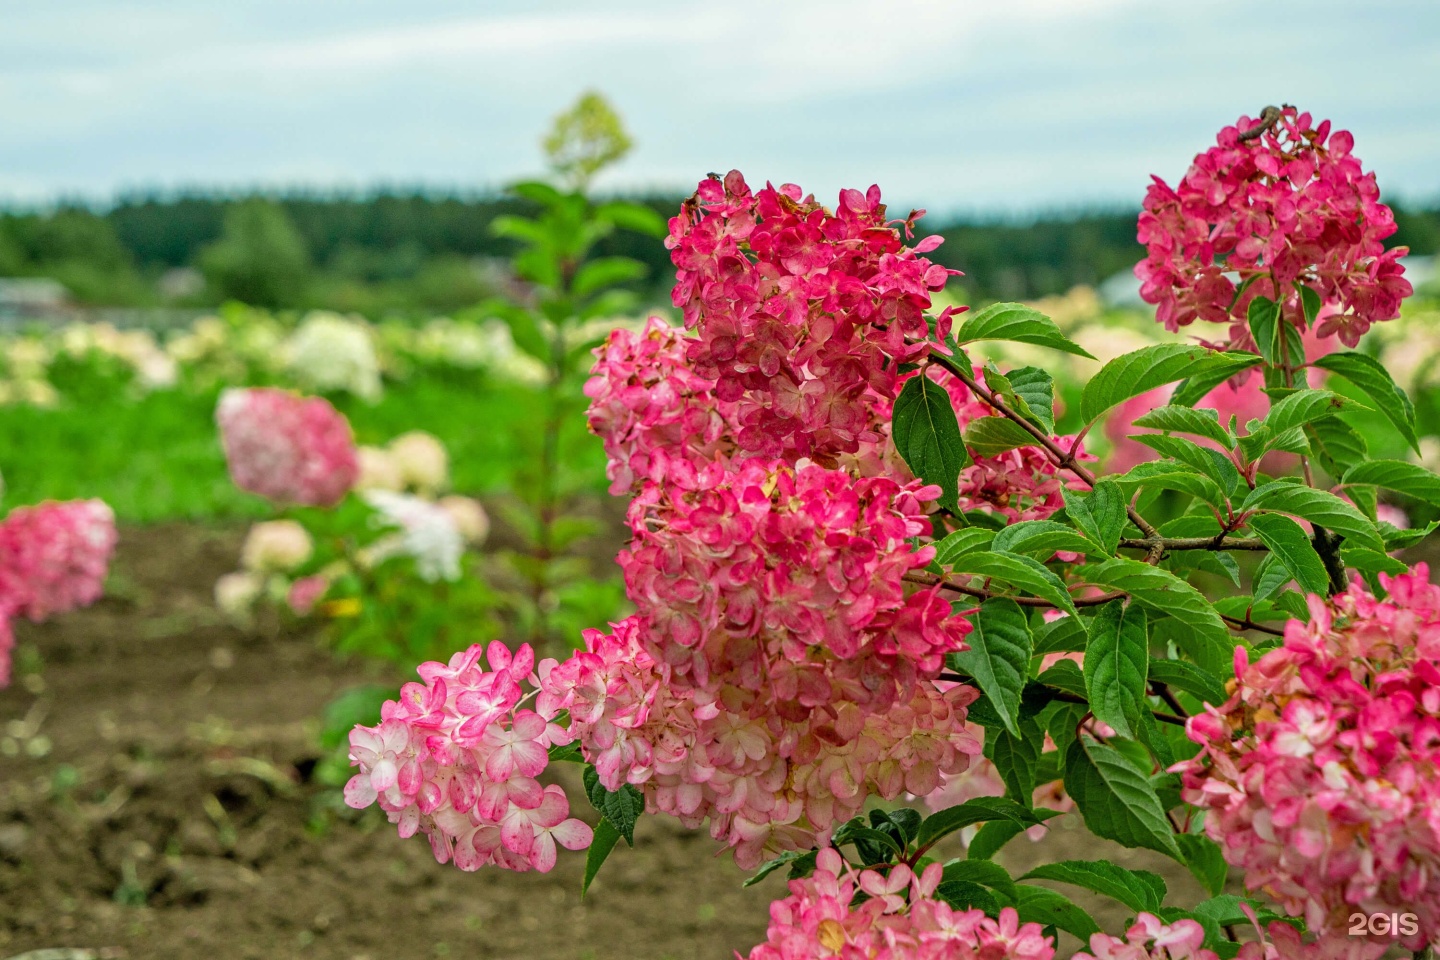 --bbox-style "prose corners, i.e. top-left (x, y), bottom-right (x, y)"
top-left (216, 387), bottom-right (360, 507)
top-left (360, 490), bottom-right (467, 583)
top-left (1136, 107), bottom-right (1411, 348)
top-left (541, 614), bottom-right (979, 868)
top-left (0, 498), bottom-right (117, 685)
top-left (743, 848), bottom-right (1055, 960)
top-left (284, 311), bottom-right (383, 401)
top-left (1073, 912), bottom-right (1220, 960)
top-left (667, 171), bottom-right (959, 463)
top-left (1175, 564), bottom-right (1440, 955)
top-left (344, 640), bottom-right (592, 873)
